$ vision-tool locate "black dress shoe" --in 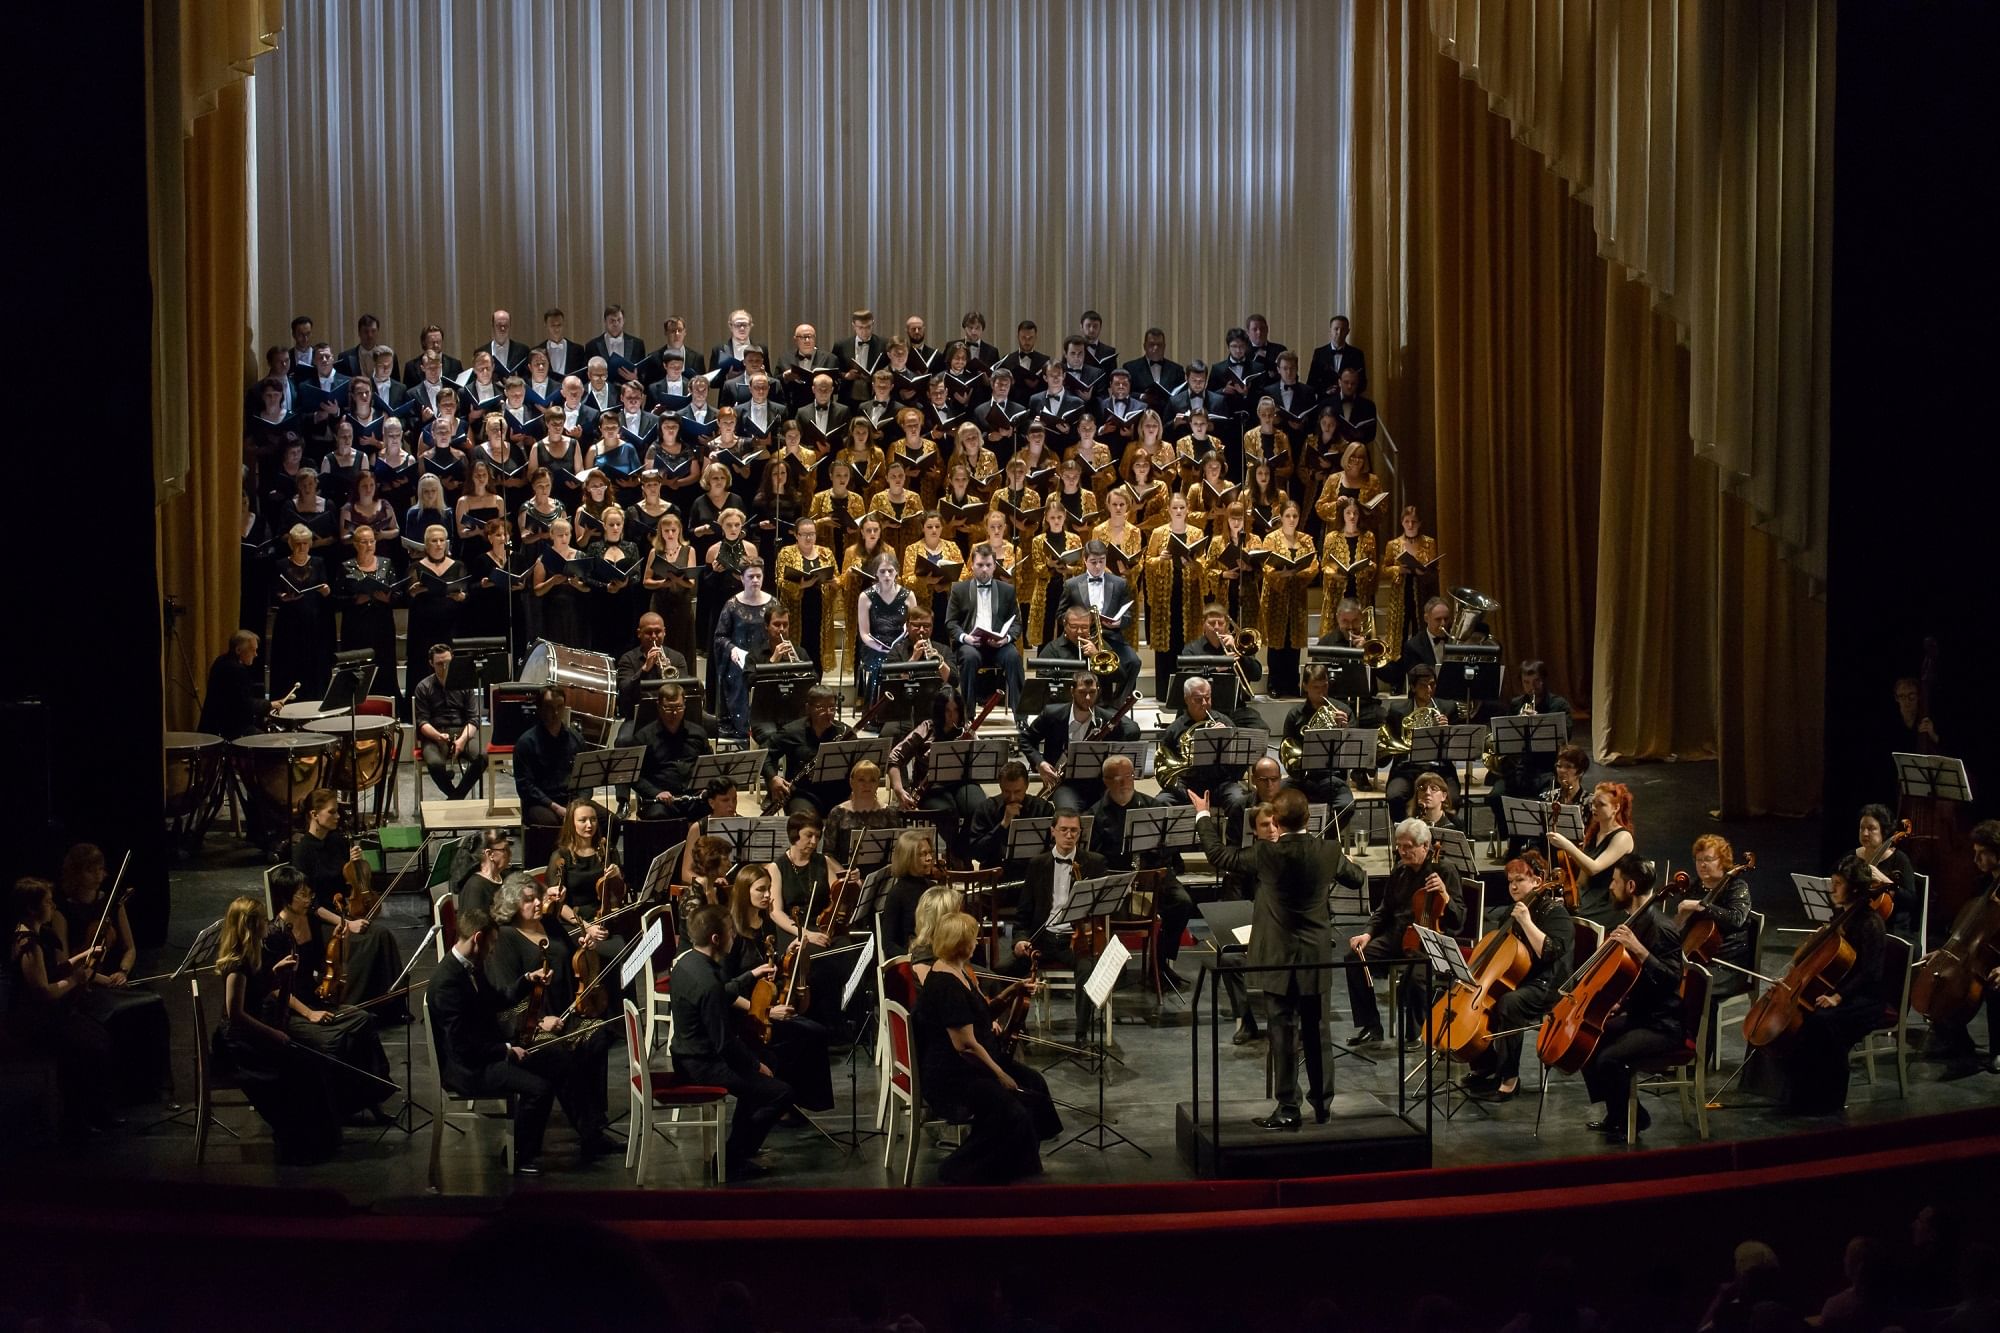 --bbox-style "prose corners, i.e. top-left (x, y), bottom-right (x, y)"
top-left (1252, 1111), bottom-right (1303, 1132)
top-left (578, 1133), bottom-right (616, 1159)
top-left (1585, 1107), bottom-right (1649, 1135)
top-left (726, 1158), bottom-right (769, 1180)
top-left (1467, 1085), bottom-right (1516, 1104)
top-left (1463, 1072), bottom-right (1501, 1092)
top-left (1353, 1025), bottom-right (1385, 1045)
top-left (515, 1158), bottom-right (543, 1176)
top-left (1159, 963), bottom-right (1190, 988)
top-left (1233, 1018), bottom-right (1261, 1045)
